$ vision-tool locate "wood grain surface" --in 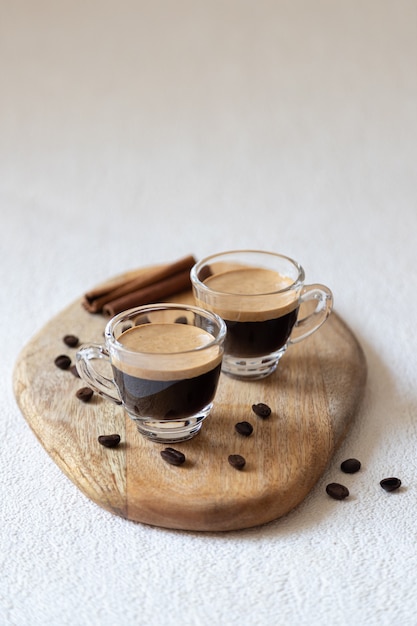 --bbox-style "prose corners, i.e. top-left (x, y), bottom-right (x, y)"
top-left (13, 272), bottom-right (367, 531)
